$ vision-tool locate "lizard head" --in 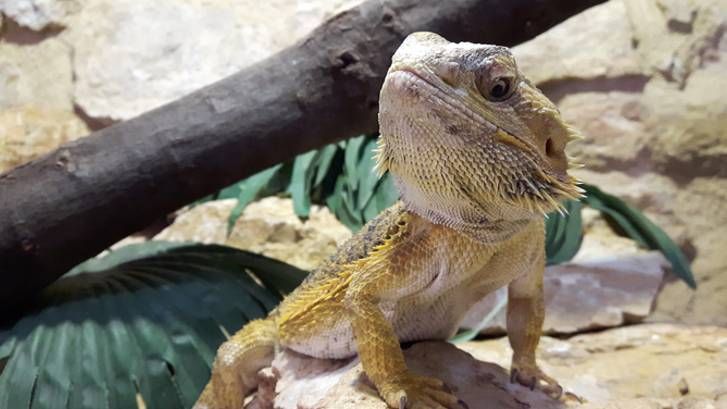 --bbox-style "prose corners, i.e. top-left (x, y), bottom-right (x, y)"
top-left (377, 32), bottom-right (583, 225)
